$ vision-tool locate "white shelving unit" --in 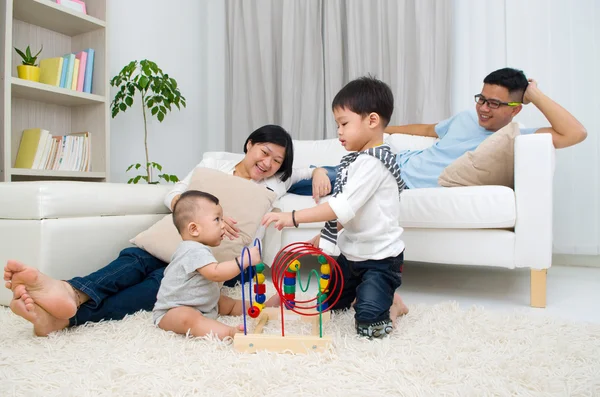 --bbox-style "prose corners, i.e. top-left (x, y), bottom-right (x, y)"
top-left (1, 0), bottom-right (109, 182)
